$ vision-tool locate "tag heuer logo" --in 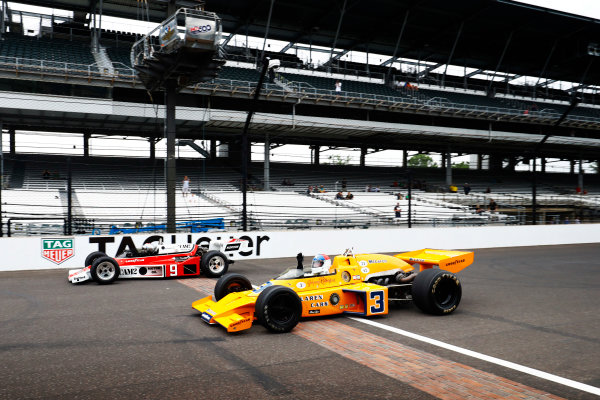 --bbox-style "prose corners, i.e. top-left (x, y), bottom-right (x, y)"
top-left (42, 238), bottom-right (74, 264)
